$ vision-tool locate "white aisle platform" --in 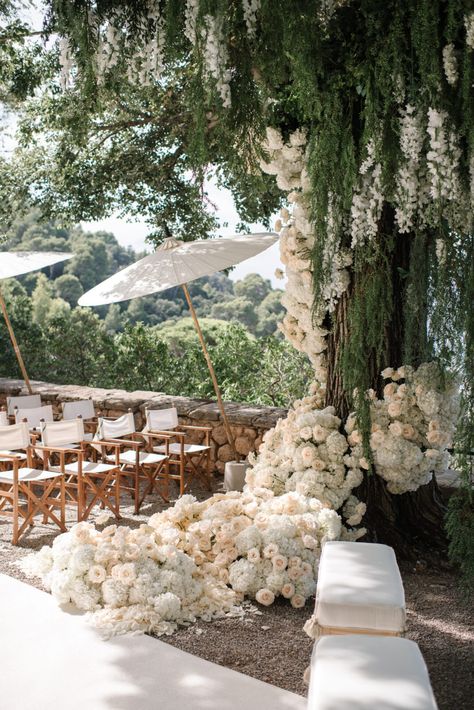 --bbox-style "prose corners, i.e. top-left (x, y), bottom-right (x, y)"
top-left (0, 574), bottom-right (306, 710)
